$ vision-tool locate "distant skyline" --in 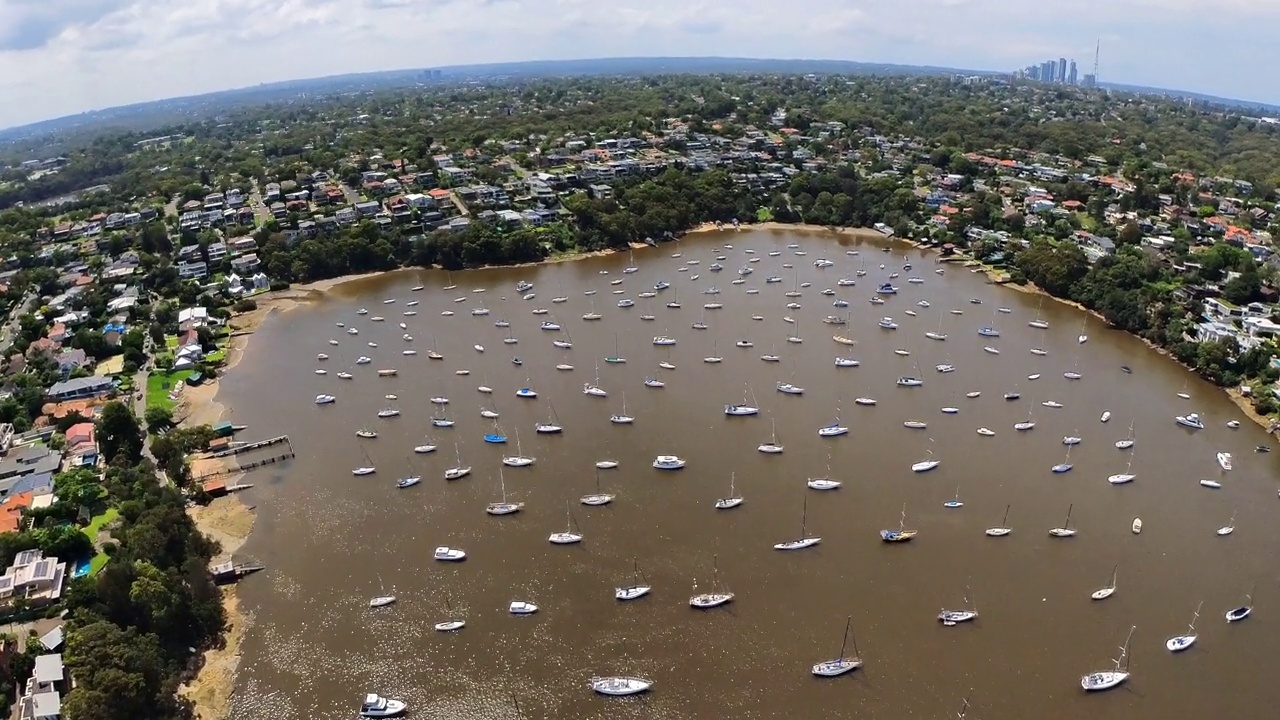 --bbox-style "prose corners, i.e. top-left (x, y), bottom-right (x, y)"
top-left (1, 0), bottom-right (1278, 130)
